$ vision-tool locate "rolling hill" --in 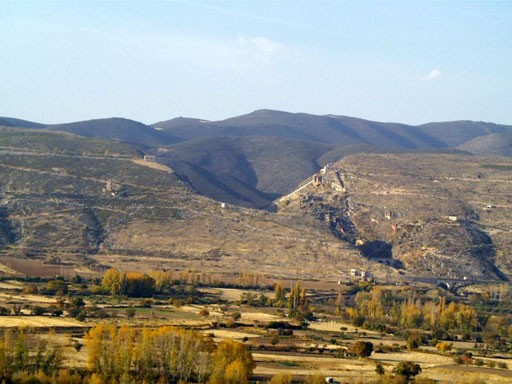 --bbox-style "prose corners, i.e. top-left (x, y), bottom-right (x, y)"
top-left (457, 132), bottom-right (512, 157)
top-left (0, 127), bottom-right (141, 157)
top-left (153, 109), bottom-right (512, 149)
top-left (0, 128), bottom-right (371, 281)
top-left (1, 129), bottom-right (511, 281)
top-left (3, 110), bottom-right (512, 211)
top-left (152, 111), bottom-right (512, 208)
top-left (418, 121), bottom-right (512, 147)
top-left (1, 116), bottom-right (179, 148)
top-left (46, 118), bottom-right (179, 148)
top-left (0, 117), bottom-right (46, 129)
top-left (153, 138), bottom-right (471, 209)
top-left (153, 136), bottom-right (337, 208)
